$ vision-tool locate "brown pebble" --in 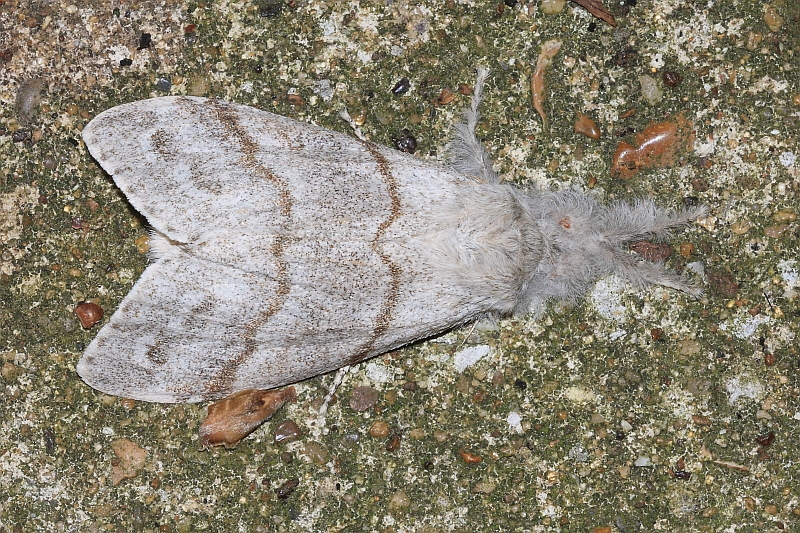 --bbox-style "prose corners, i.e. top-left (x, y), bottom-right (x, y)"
top-left (764, 352), bottom-right (776, 366)
top-left (756, 431), bottom-right (775, 447)
top-left (286, 94), bottom-right (304, 106)
top-left (274, 419), bottom-right (303, 444)
top-left (707, 271), bottom-right (739, 297)
top-left (764, 224), bottom-right (790, 238)
top-left (793, 94), bottom-right (800, 106)
top-left (369, 421), bottom-right (390, 438)
top-left (459, 449), bottom-right (482, 464)
top-left (1, 361), bottom-right (21, 382)
top-left (349, 386), bottom-right (379, 411)
top-left (662, 70), bottom-right (682, 88)
top-left (574, 112), bottom-right (601, 139)
top-left (593, 527), bottom-right (612, 533)
top-left (119, 398), bottom-right (136, 410)
top-left (199, 387), bottom-right (297, 448)
top-left (110, 438), bottom-right (147, 486)
top-left (629, 241), bottom-right (673, 262)
top-left (679, 242), bottom-right (695, 258)
top-left (692, 415), bottom-right (712, 426)
top-left (436, 87), bottom-right (456, 105)
top-left (74, 302), bottom-right (104, 329)
top-left (386, 433), bottom-right (402, 451)
top-left (772, 209), bottom-right (797, 223)
top-left (275, 477), bottom-right (299, 499)
top-left (744, 497), bottom-right (756, 511)
top-left (135, 234), bottom-right (150, 254)
top-left (764, 504), bottom-right (778, 515)
top-left (458, 83), bottom-right (473, 95)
